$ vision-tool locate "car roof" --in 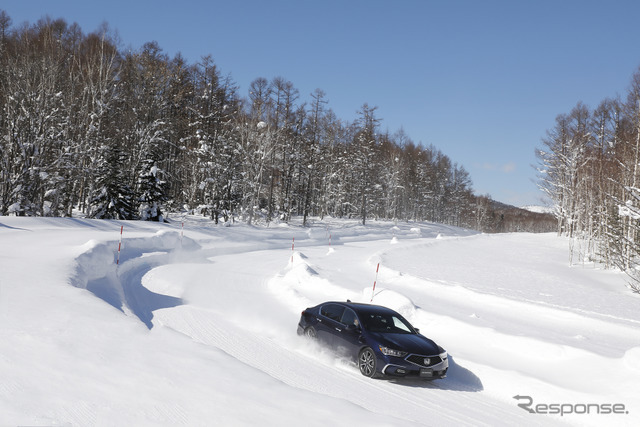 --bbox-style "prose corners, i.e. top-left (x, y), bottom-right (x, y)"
top-left (322, 301), bottom-right (399, 316)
